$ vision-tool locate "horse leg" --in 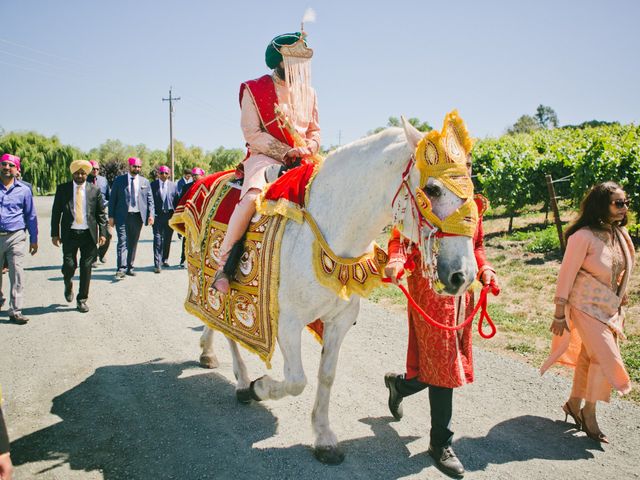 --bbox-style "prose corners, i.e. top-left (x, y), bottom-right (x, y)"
top-left (227, 337), bottom-right (250, 390)
top-left (237, 318), bottom-right (306, 402)
top-left (312, 302), bottom-right (359, 465)
top-left (199, 327), bottom-right (219, 369)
